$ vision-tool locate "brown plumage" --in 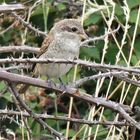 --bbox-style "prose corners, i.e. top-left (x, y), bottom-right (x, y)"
top-left (19, 19), bottom-right (87, 93)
